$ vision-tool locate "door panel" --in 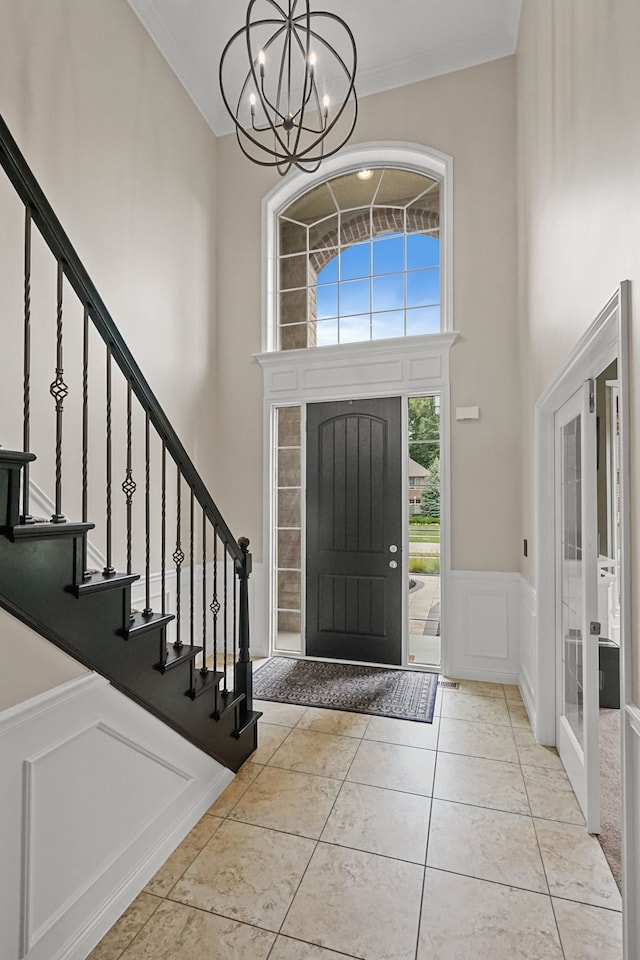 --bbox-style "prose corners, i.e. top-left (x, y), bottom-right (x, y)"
top-left (555, 382), bottom-right (600, 833)
top-left (306, 397), bottom-right (402, 664)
